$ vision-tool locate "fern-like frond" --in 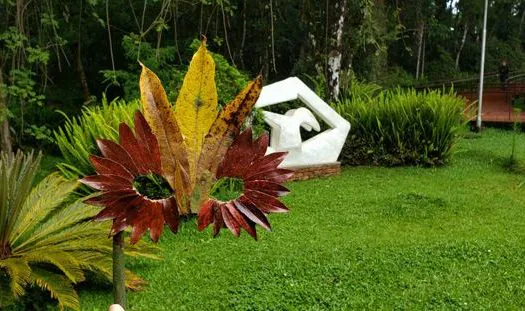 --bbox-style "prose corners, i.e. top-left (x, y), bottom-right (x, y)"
top-left (25, 251), bottom-right (86, 283)
top-left (0, 151), bottom-right (41, 249)
top-left (71, 250), bottom-right (150, 290)
top-left (125, 240), bottom-right (162, 260)
top-left (20, 223), bottom-right (111, 257)
top-left (9, 174), bottom-right (79, 247)
top-left (12, 199), bottom-right (98, 251)
top-left (126, 269), bottom-right (148, 291)
top-left (74, 250), bottom-right (113, 282)
top-left (30, 266), bottom-right (80, 311)
top-left (54, 97), bottom-right (140, 181)
top-left (8, 152), bottom-right (41, 226)
top-left (0, 257), bottom-right (31, 297)
top-left (28, 236), bottom-right (113, 255)
top-left (20, 222), bottom-right (108, 252)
